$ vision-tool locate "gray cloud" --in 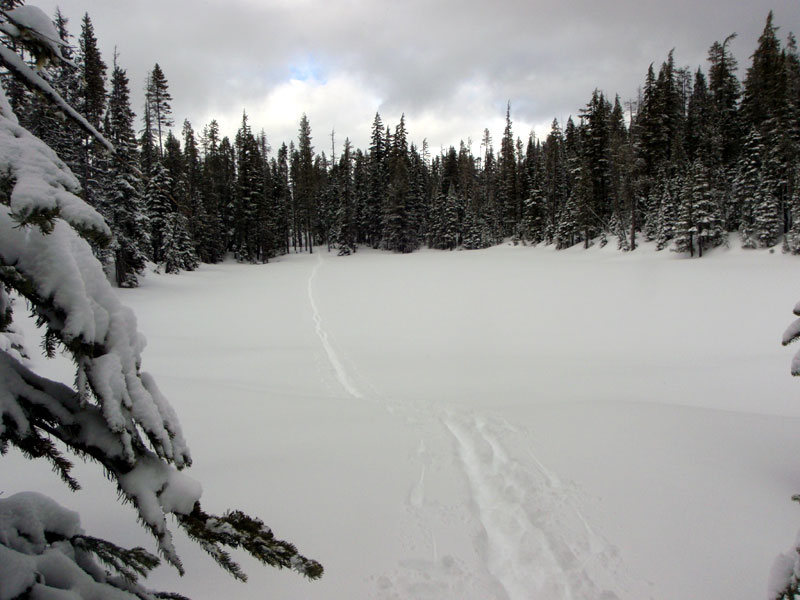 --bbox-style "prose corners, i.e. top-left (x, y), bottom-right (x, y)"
top-left (34, 0), bottom-right (800, 151)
